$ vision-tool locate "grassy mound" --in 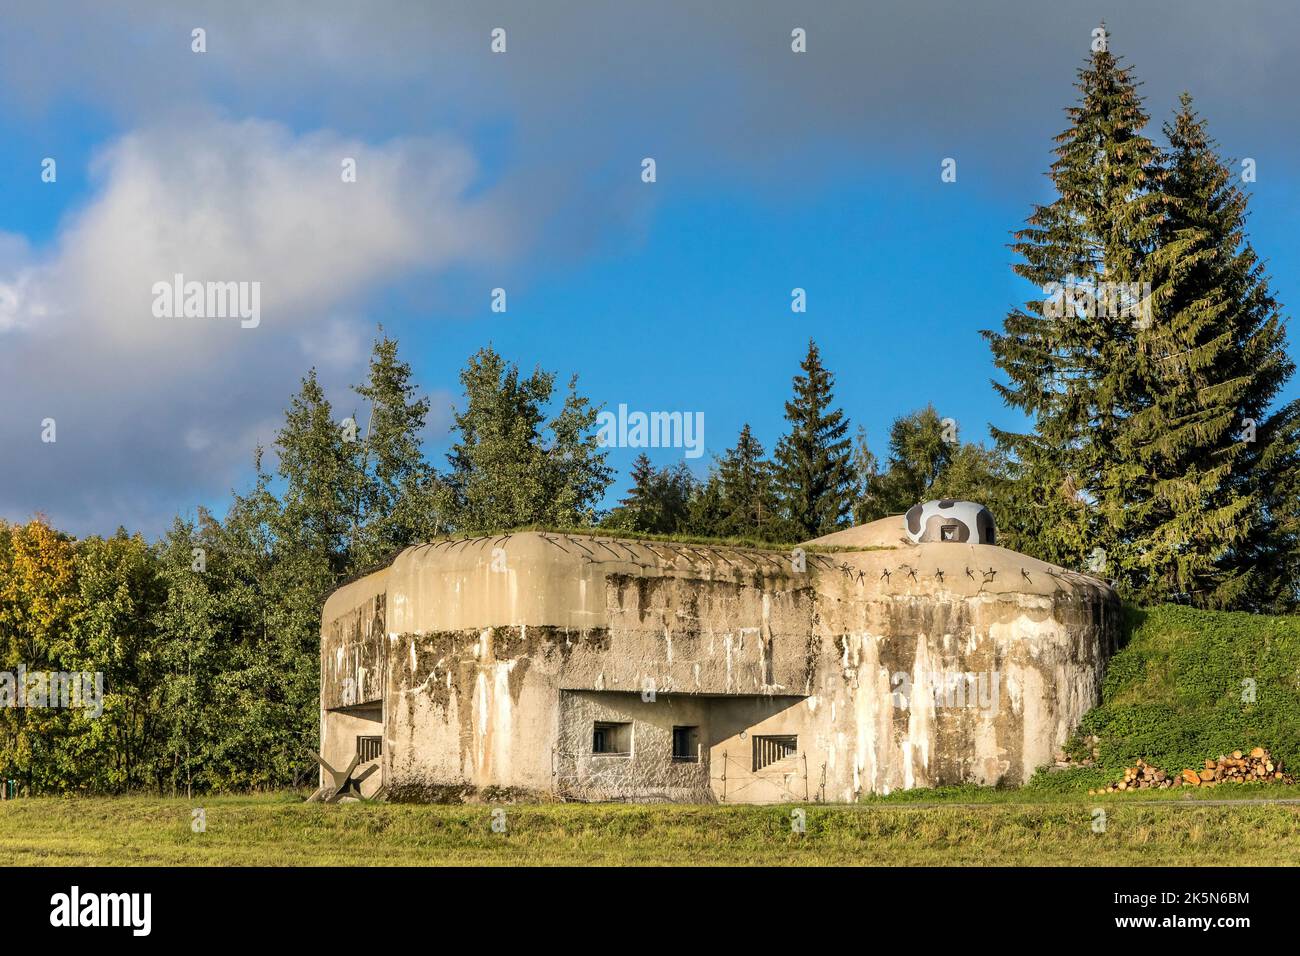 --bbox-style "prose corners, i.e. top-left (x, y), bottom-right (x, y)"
top-left (1070, 604), bottom-right (1300, 777)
